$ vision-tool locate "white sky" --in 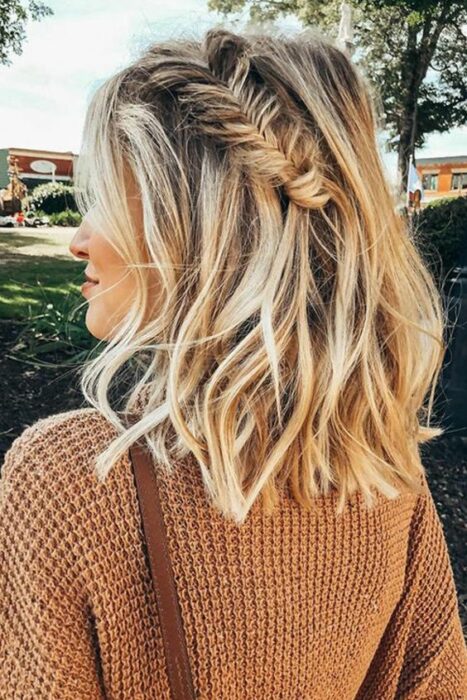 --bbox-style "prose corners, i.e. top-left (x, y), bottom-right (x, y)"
top-left (0, 0), bottom-right (465, 186)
